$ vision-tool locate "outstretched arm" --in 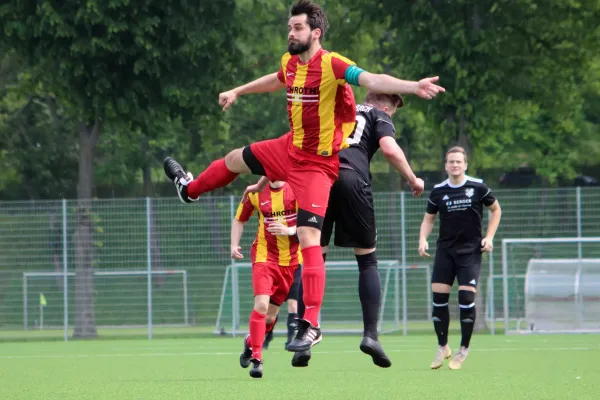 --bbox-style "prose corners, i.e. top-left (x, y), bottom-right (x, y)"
top-left (357, 71), bottom-right (444, 100)
top-left (219, 73), bottom-right (286, 111)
